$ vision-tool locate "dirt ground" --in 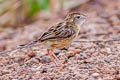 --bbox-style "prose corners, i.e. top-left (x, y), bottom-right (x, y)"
top-left (0, 0), bottom-right (120, 80)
